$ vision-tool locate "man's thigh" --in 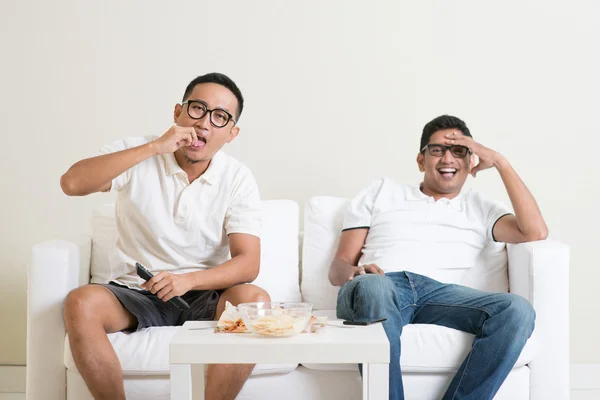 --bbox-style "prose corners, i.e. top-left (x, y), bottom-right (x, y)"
top-left (407, 272), bottom-right (519, 334)
top-left (95, 283), bottom-right (177, 331)
top-left (64, 284), bottom-right (138, 333)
